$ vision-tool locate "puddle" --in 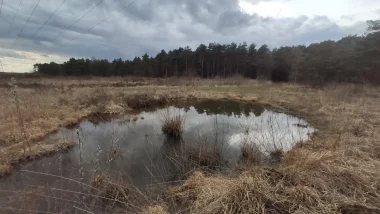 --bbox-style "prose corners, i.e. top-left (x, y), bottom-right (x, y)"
top-left (0, 100), bottom-right (314, 213)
